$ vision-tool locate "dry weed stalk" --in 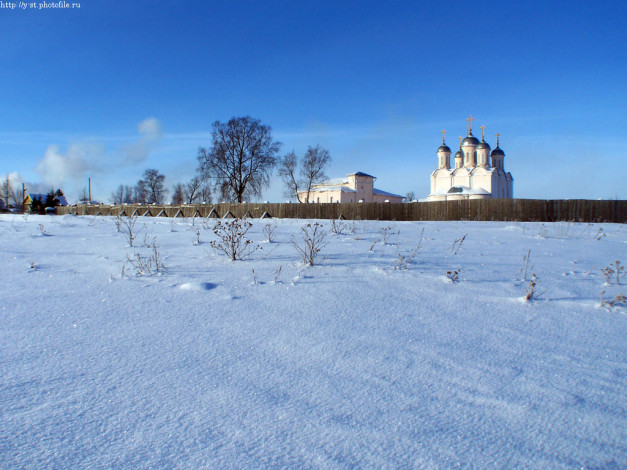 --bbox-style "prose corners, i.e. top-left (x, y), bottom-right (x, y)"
top-left (263, 222), bottom-right (277, 243)
top-left (379, 226), bottom-right (398, 245)
top-left (611, 260), bottom-right (623, 284)
top-left (451, 234), bottom-right (467, 255)
top-left (126, 239), bottom-right (165, 276)
top-left (210, 218), bottom-right (260, 261)
top-left (517, 249), bottom-right (533, 282)
top-left (599, 291), bottom-right (626, 309)
top-left (330, 219), bottom-right (347, 235)
top-left (393, 228), bottom-right (425, 270)
top-left (600, 260), bottom-right (622, 286)
top-left (369, 238), bottom-right (381, 251)
top-left (291, 222), bottom-right (328, 266)
top-left (524, 273), bottom-right (538, 301)
top-left (273, 265), bottom-right (283, 283)
top-left (118, 215), bottom-right (142, 247)
top-left (446, 269), bottom-right (460, 282)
